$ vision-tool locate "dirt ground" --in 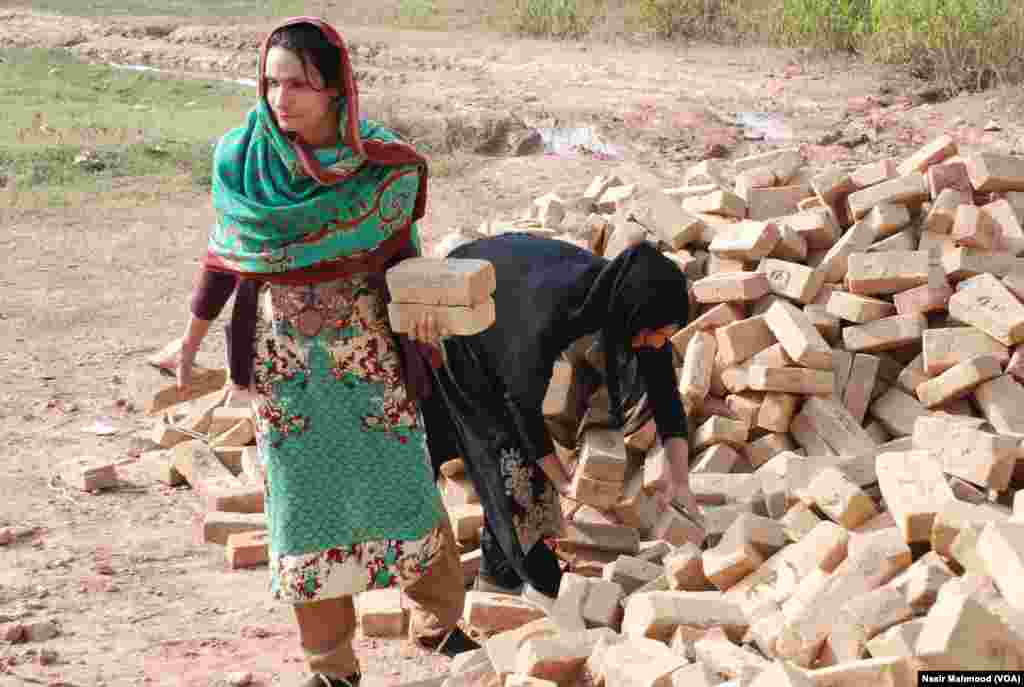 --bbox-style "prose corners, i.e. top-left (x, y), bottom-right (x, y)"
top-left (3, 6), bottom-right (1024, 687)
